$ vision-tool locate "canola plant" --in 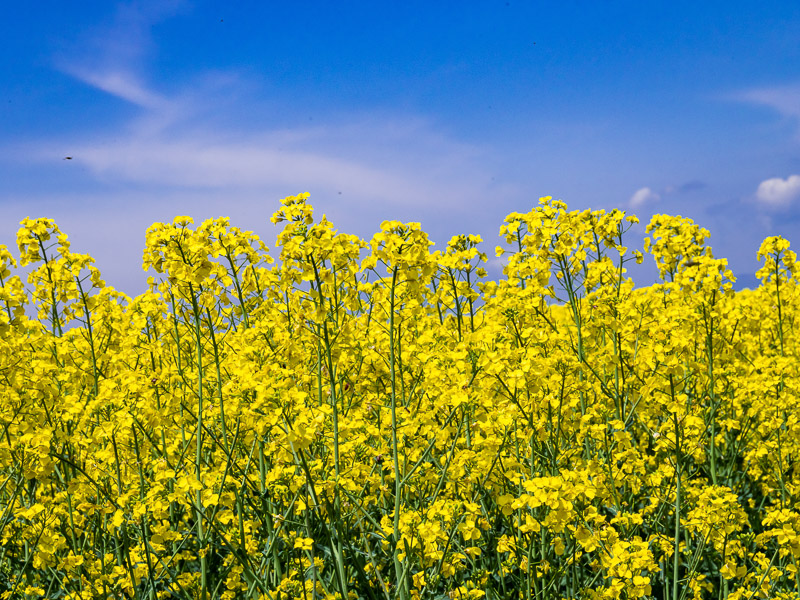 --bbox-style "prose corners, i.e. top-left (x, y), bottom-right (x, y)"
top-left (0, 194), bottom-right (798, 600)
